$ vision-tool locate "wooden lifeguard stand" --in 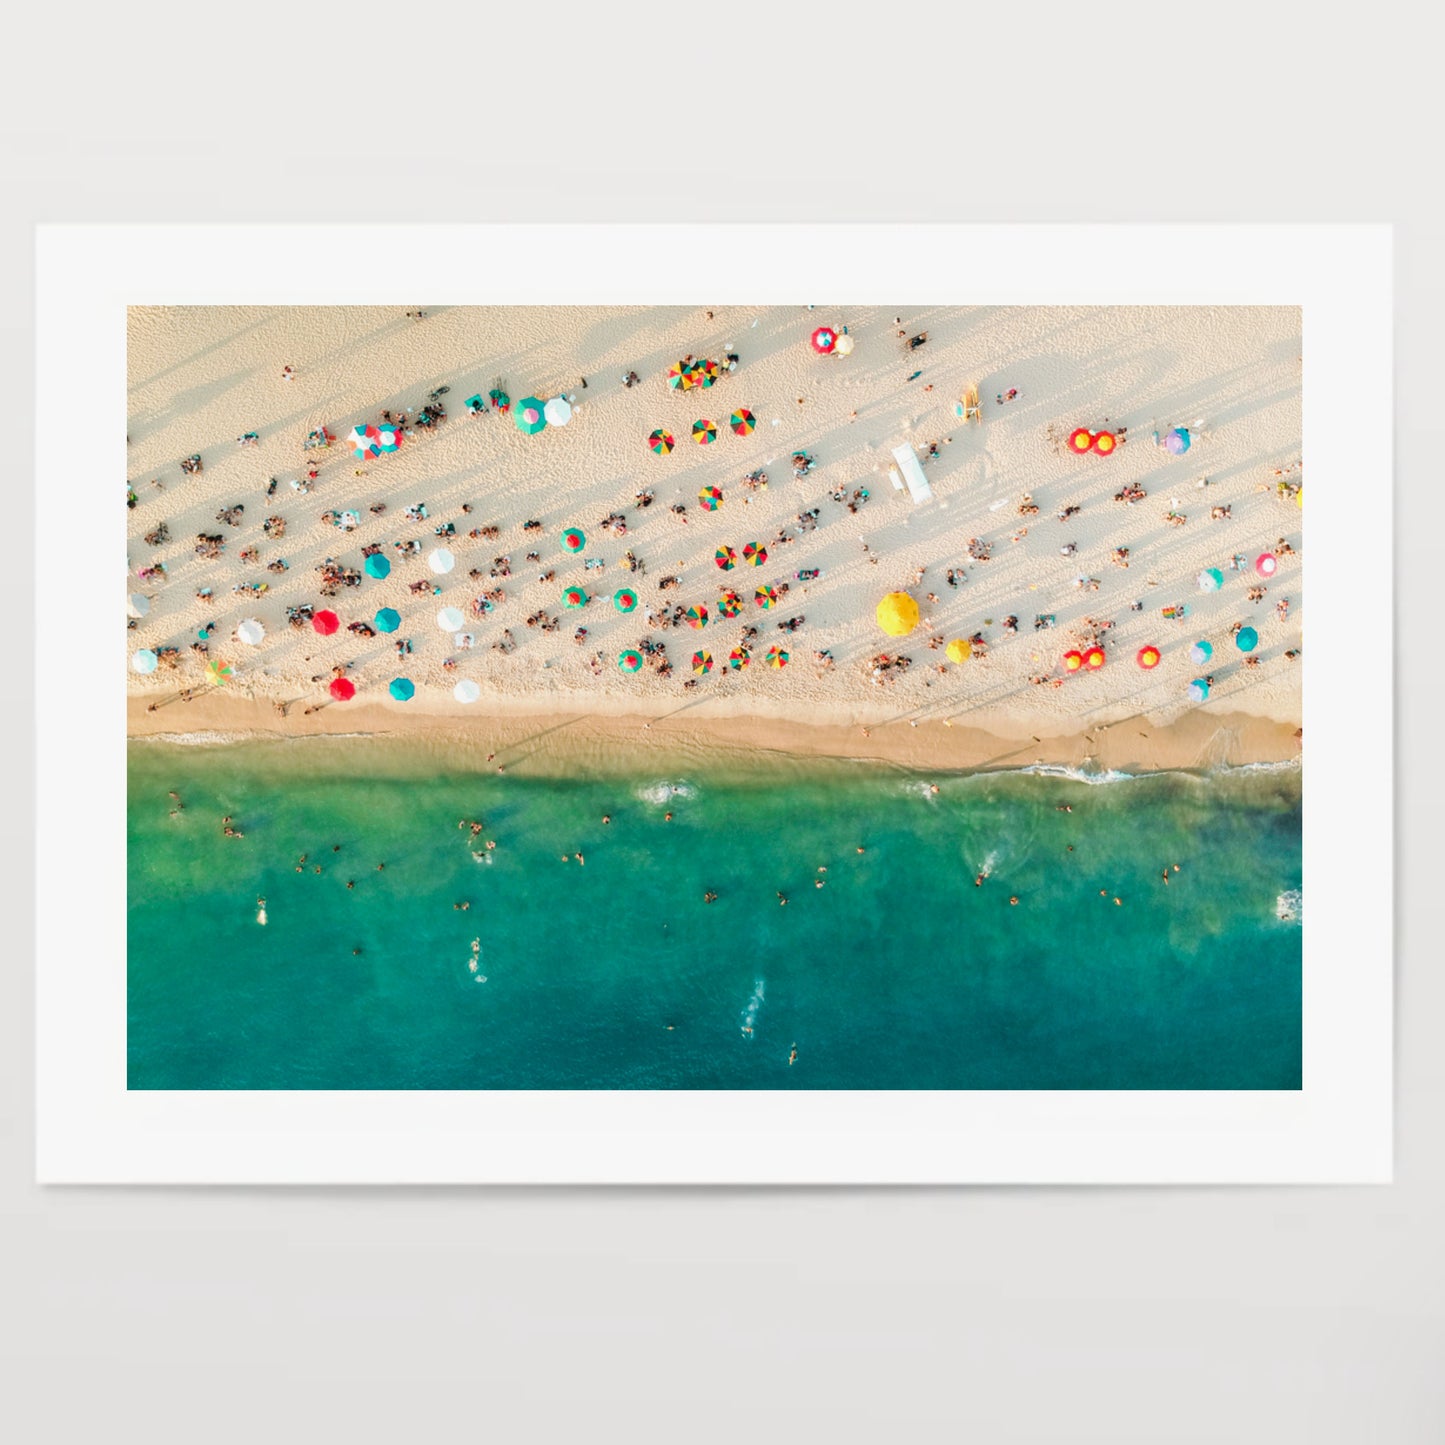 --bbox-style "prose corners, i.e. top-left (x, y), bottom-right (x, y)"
top-left (956, 385), bottom-right (982, 424)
